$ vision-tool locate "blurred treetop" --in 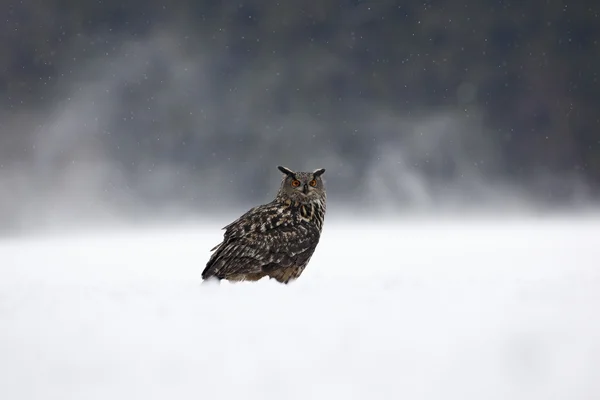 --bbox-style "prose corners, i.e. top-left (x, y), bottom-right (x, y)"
top-left (1, 0), bottom-right (599, 201)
